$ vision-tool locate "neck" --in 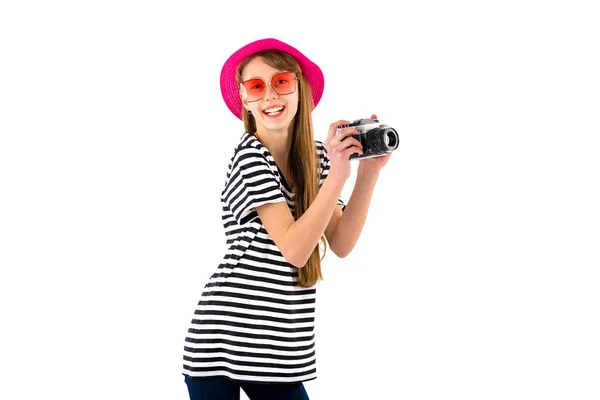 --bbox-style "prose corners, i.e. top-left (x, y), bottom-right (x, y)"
top-left (254, 128), bottom-right (293, 167)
